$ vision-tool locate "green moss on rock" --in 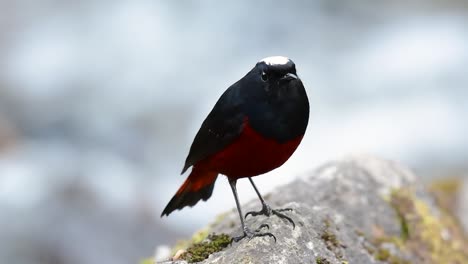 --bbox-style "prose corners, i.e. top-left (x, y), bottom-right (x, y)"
top-left (170, 212), bottom-right (230, 256)
top-left (315, 256), bottom-right (331, 264)
top-left (320, 218), bottom-right (345, 260)
top-left (428, 178), bottom-right (462, 220)
top-left (171, 228), bottom-right (211, 256)
top-left (180, 233), bottom-right (231, 263)
top-left (374, 247), bottom-right (390, 261)
top-left (321, 229), bottom-right (340, 250)
top-left (367, 187), bottom-right (468, 264)
top-left (373, 248), bottom-right (411, 264)
top-left (359, 186), bottom-right (468, 264)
